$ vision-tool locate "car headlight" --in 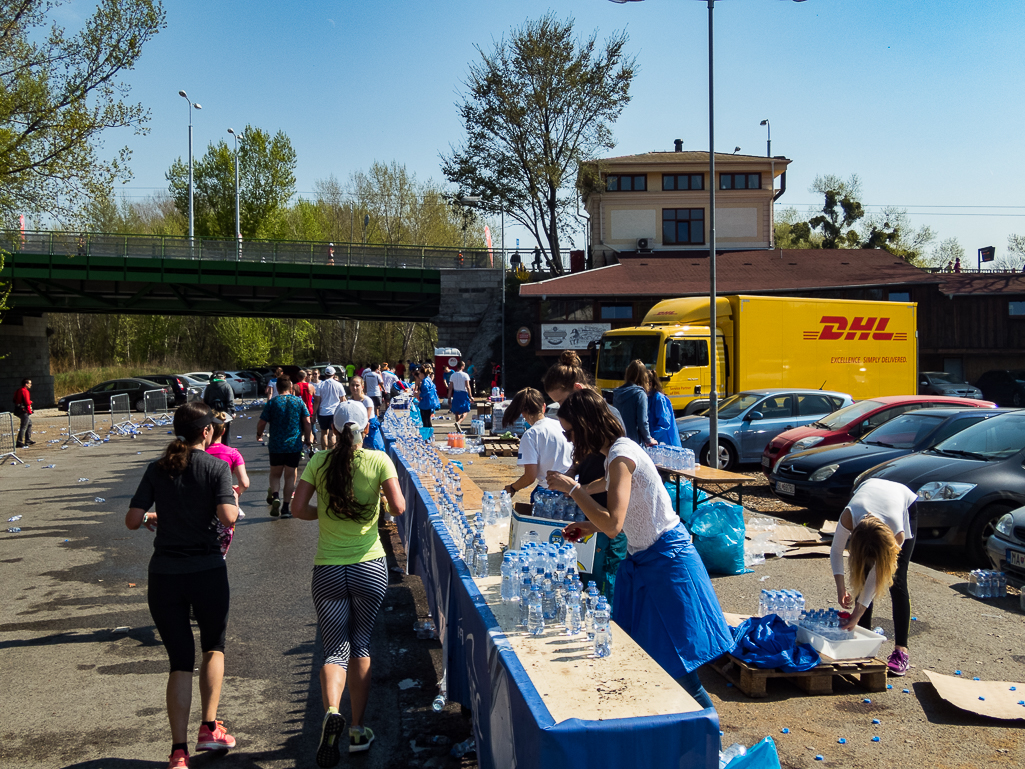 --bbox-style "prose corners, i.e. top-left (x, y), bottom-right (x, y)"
top-left (916, 481), bottom-right (977, 502)
top-left (808, 464), bottom-right (840, 482)
top-left (792, 436), bottom-right (824, 452)
top-left (995, 514), bottom-right (1014, 537)
top-left (679, 430), bottom-right (702, 442)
